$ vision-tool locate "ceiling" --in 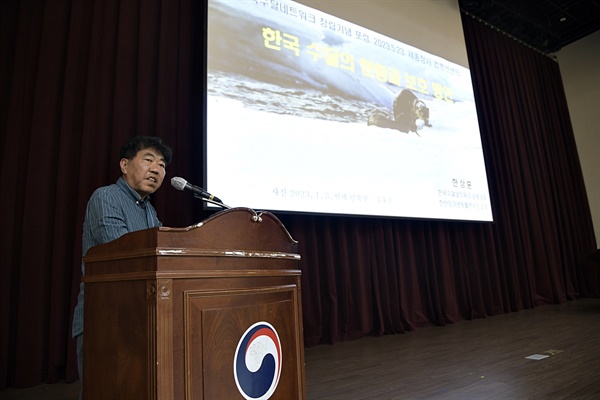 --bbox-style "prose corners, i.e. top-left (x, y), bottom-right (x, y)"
top-left (458, 0), bottom-right (600, 54)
